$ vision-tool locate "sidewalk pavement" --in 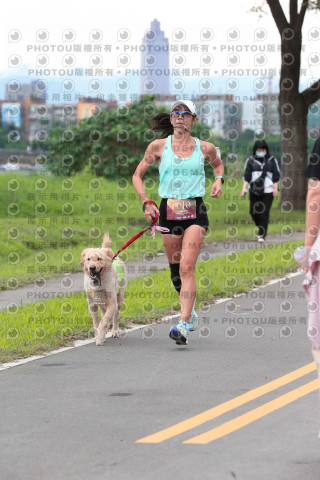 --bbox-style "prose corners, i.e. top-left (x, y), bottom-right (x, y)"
top-left (1, 269), bottom-right (319, 480)
top-left (0, 232), bottom-right (305, 311)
